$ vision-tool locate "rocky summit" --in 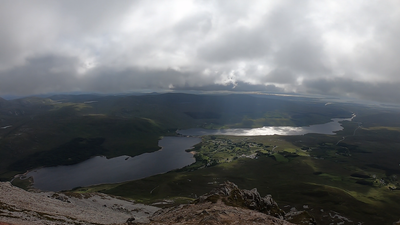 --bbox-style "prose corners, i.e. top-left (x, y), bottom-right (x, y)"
top-left (0, 181), bottom-right (317, 225)
top-left (128, 181), bottom-right (302, 225)
top-left (192, 181), bottom-right (316, 225)
top-left (196, 181), bottom-right (286, 218)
